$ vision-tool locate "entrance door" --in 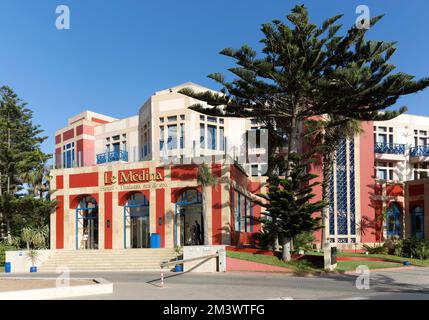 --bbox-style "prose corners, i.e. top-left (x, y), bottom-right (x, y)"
top-left (174, 189), bottom-right (203, 247)
top-left (130, 215), bottom-right (149, 248)
top-left (76, 196), bottom-right (99, 250)
top-left (124, 193), bottom-right (150, 248)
